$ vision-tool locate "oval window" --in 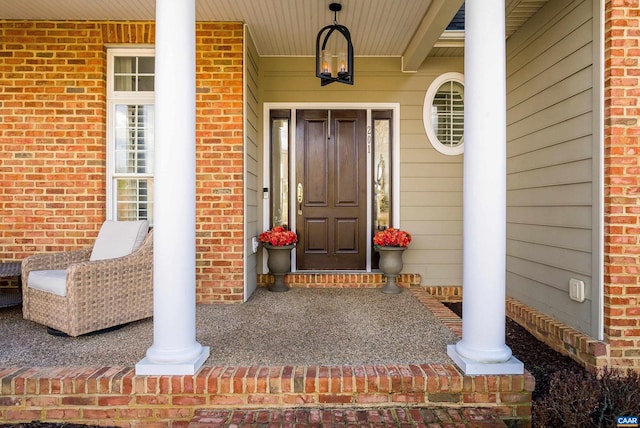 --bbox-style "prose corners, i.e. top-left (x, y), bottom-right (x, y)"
top-left (423, 72), bottom-right (464, 155)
